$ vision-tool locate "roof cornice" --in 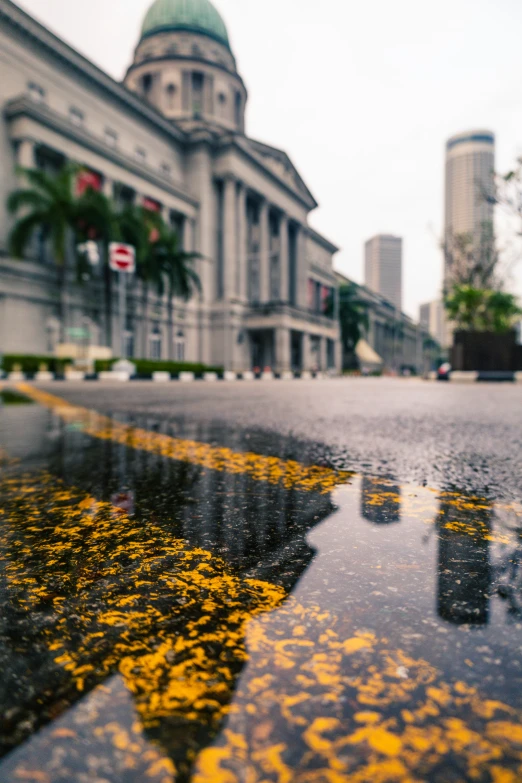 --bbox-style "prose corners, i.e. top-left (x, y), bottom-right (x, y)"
top-left (5, 95), bottom-right (199, 207)
top-left (0, 0), bottom-right (188, 144)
